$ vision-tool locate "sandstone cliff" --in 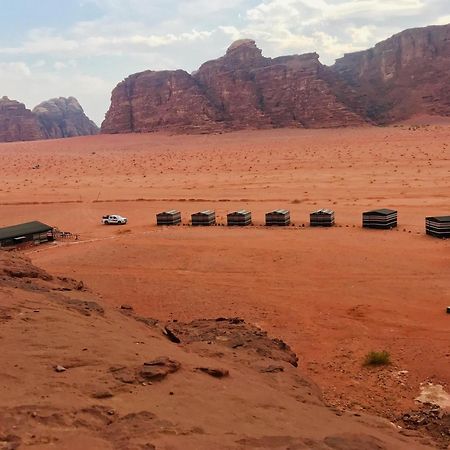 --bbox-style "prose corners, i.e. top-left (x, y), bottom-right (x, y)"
top-left (0, 96), bottom-right (45, 142)
top-left (331, 24), bottom-right (450, 123)
top-left (102, 24), bottom-right (450, 134)
top-left (101, 70), bottom-right (221, 134)
top-left (33, 97), bottom-right (99, 139)
top-left (101, 39), bottom-right (365, 134)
